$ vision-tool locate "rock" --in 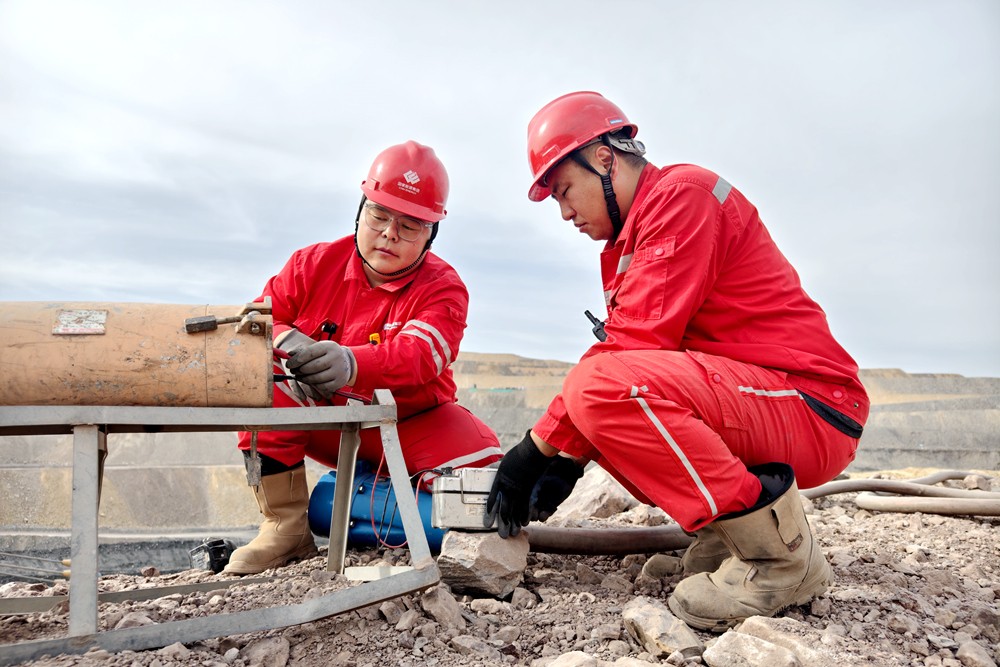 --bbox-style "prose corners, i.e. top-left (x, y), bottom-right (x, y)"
top-left (157, 642), bottom-right (191, 660)
top-left (622, 596), bottom-right (703, 659)
top-left (420, 585), bottom-right (467, 629)
top-left (641, 553), bottom-right (683, 578)
top-left (493, 624), bottom-right (521, 642)
top-left (737, 616), bottom-right (837, 667)
top-left (545, 651), bottom-right (600, 666)
top-left (511, 586), bottom-right (537, 609)
top-left (450, 634), bottom-right (503, 661)
top-left (548, 467), bottom-right (639, 522)
top-left (470, 597), bottom-right (509, 615)
top-left (888, 614), bottom-right (922, 634)
top-left (703, 631), bottom-right (802, 666)
top-left (956, 640), bottom-right (997, 667)
top-left (963, 475), bottom-right (991, 491)
top-left (970, 607), bottom-right (1000, 643)
top-left (241, 636), bottom-right (290, 667)
top-left (576, 562), bottom-right (603, 584)
top-left (379, 599), bottom-right (403, 624)
top-left (114, 611), bottom-right (155, 629)
top-left (600, 573), bottom-right (633, 594)
top-left (395, 608), bottom-right (421, 631)
top-left (809, 597), bottom-right (832, 617)
top-left (437, 529), bottom-right (529, 597)
top-left (140, 566), bottom-right (160, 577)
